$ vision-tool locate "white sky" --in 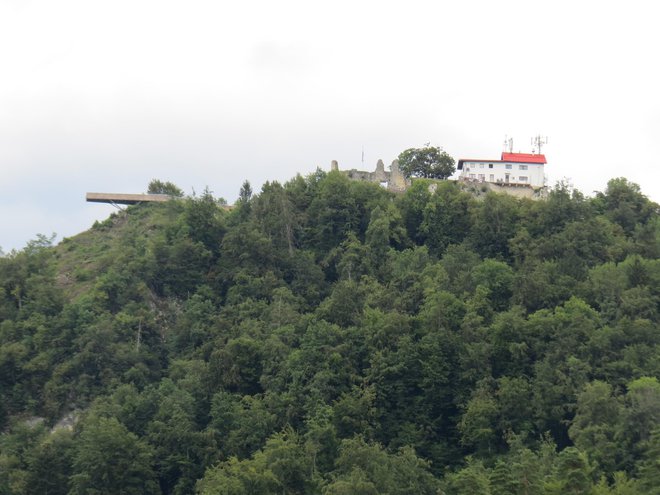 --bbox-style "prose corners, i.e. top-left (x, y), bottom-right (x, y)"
top-left (1, 0), bottom-right (659, 252)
